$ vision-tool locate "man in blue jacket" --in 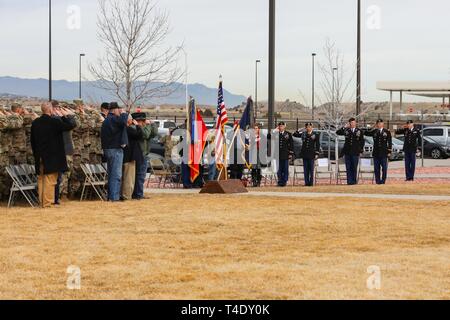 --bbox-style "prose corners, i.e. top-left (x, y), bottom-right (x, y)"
top-left (101, 102), bottom-right (128, 202)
